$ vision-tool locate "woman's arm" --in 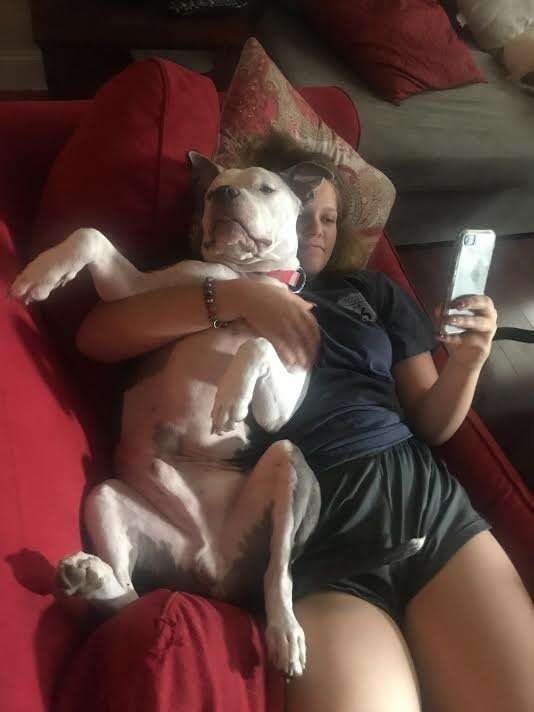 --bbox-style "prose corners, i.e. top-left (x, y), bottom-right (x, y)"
top-left (76, 279), bottom-right (320, 367)
top-left (393, 351), bottom-right (482, 446)
top-left (76, 282), bottom-right (222, 362)
top-left (393, 295), bottom-right (497, 446)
